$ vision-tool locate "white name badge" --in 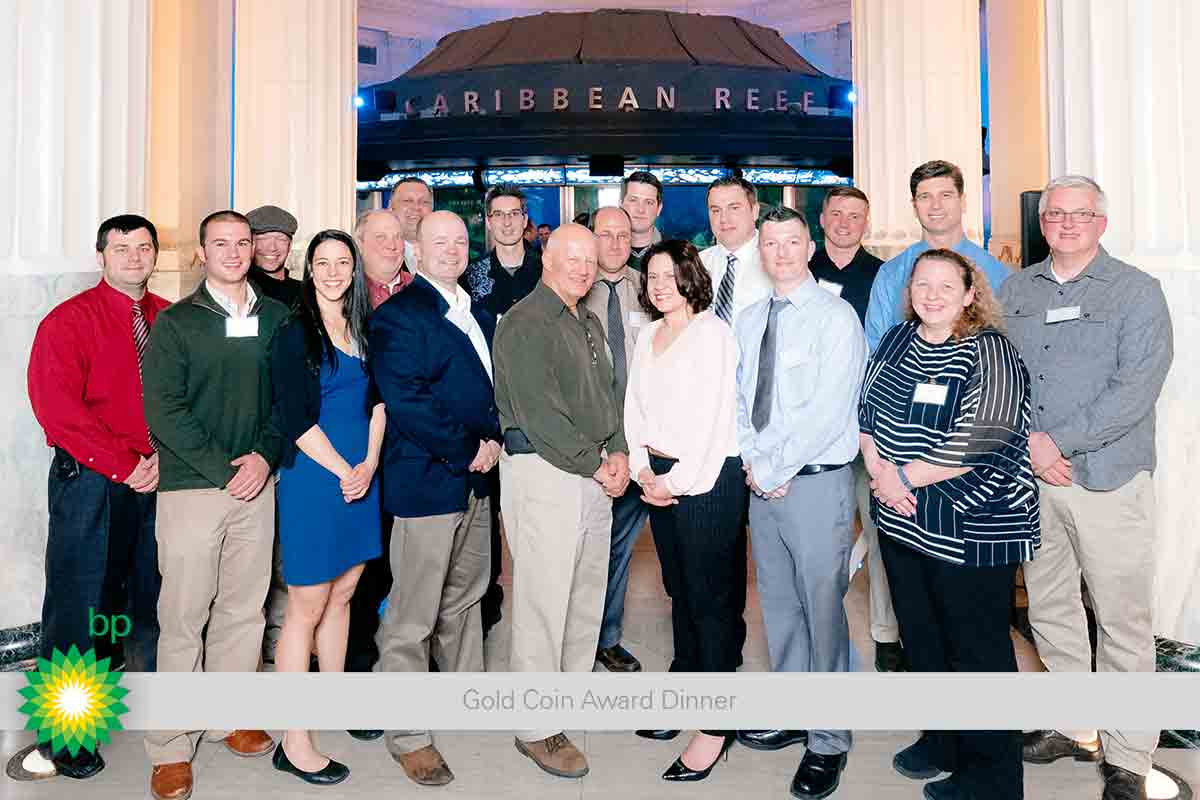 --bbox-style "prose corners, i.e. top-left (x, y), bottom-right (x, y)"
top-left (225, 316), bottom-right (259, 338)
top-left (1045, 306), bottom-right (1081, 324)
top-left (629, 311), bottom-right (650, 327)
top-left (913, 383), bottom-right (949, 406)
top-left (817, 279), bottom-right (844, 297)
